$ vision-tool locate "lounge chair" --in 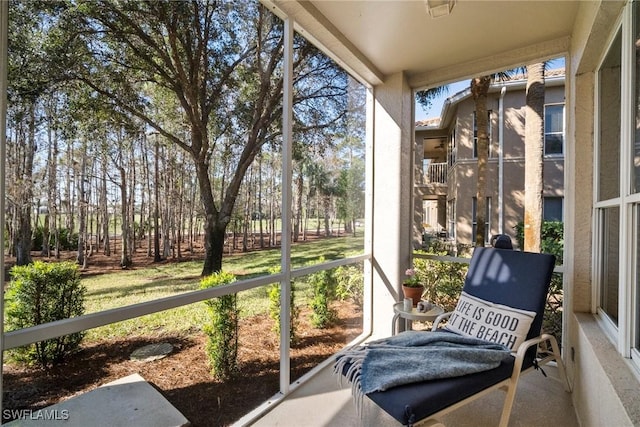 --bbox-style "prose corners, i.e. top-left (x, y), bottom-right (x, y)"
top-left (337, 246), bottom-right (570, 427)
